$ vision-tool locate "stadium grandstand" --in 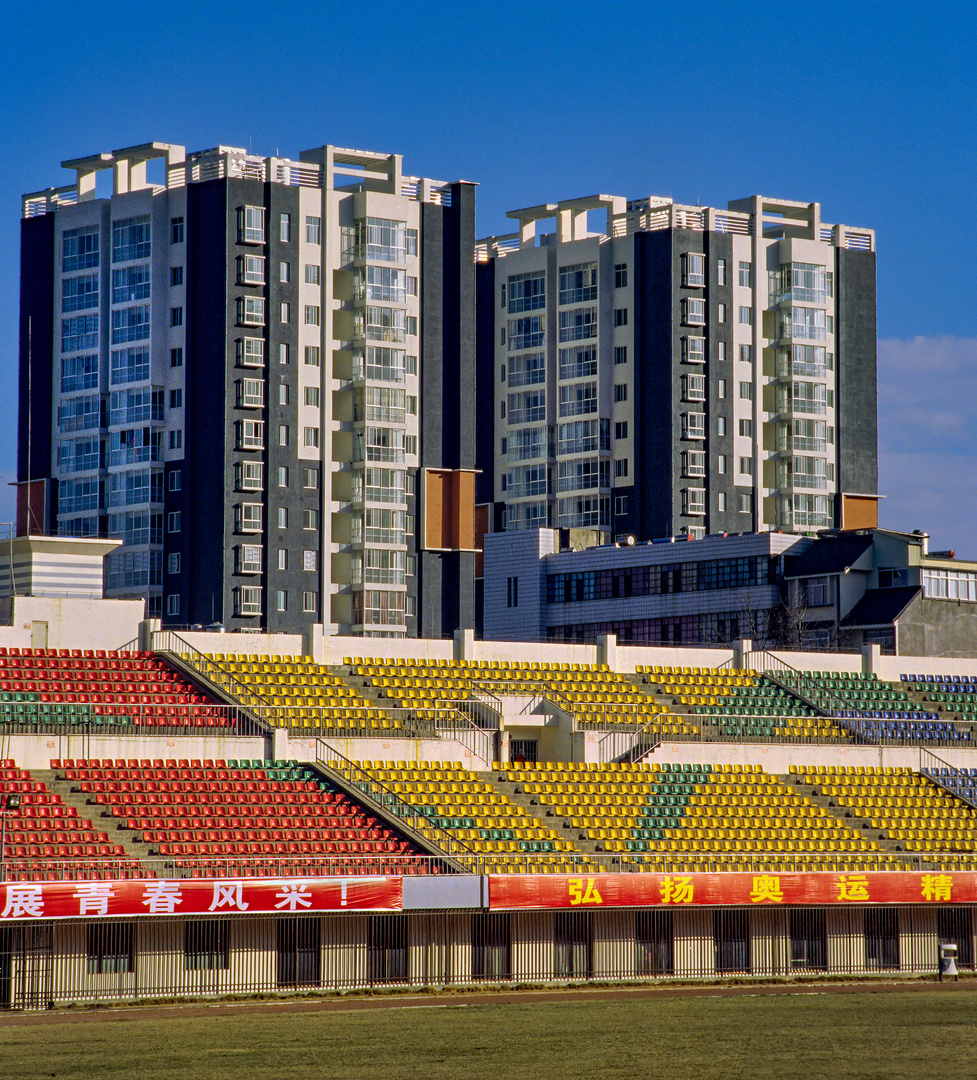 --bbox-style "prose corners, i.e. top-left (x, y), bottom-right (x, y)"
top-left (1, 598), bottom-right (977, 1006)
